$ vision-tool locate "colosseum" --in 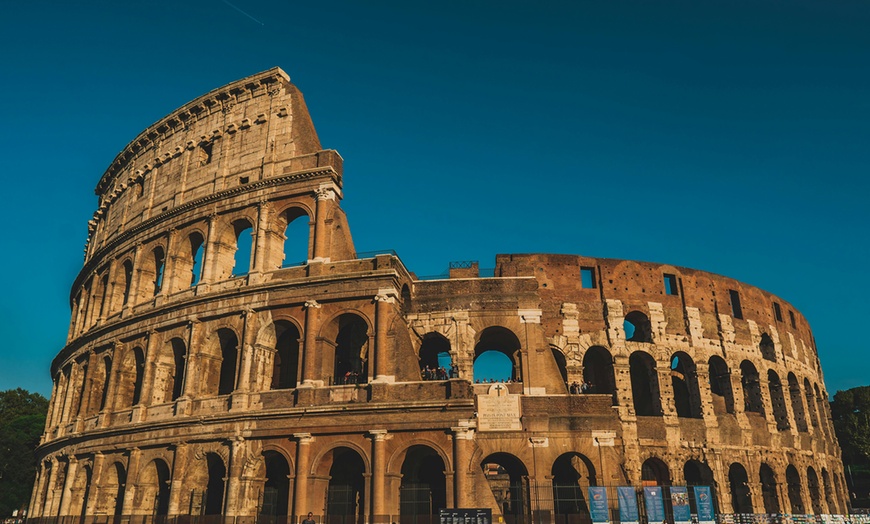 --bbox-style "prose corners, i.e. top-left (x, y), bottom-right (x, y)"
top-left (28, 68), bottom-right (848, 524)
